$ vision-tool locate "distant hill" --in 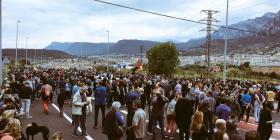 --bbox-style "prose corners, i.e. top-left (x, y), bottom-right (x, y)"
top-left (45, 10), bottom-right (280, 56)
top-left (110, 39), bottom-right (159, 54)
top-left (184, 11), bottom-right (280, 48)
top-left (2, 49), bottom-right (73, 61)
top-left (45, 39), bottom-right (195, 56)
top-left (183, 13), bottom-right (280, 56)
